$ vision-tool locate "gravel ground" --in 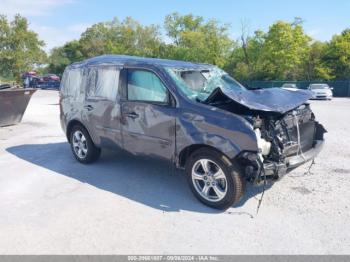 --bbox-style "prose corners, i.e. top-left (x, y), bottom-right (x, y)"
top-left (0, 90), bottom-right (349, 254)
